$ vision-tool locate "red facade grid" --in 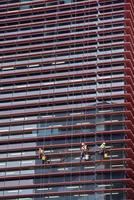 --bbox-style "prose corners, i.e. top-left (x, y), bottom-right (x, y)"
top-left (0, 0), bottom-right (134, 199)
